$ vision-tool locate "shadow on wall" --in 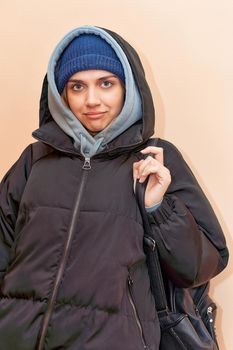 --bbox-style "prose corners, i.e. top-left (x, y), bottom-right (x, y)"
top-left (136, 47), bottom-right (166, 138)
top-left (182, 151), bottom-right (232, 350)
